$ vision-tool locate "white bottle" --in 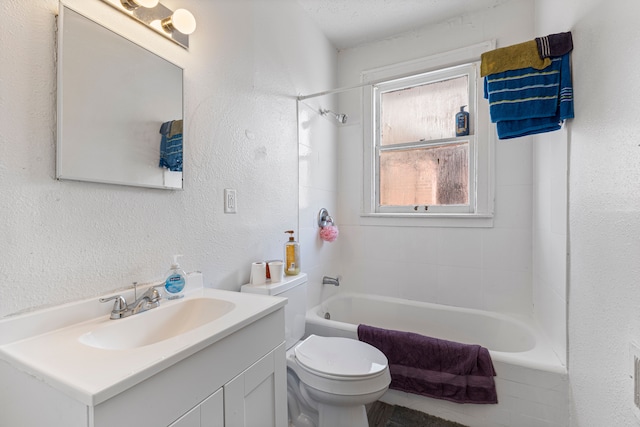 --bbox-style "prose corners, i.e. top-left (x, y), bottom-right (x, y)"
top-left (164, 255), bottom-right (186, 299)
